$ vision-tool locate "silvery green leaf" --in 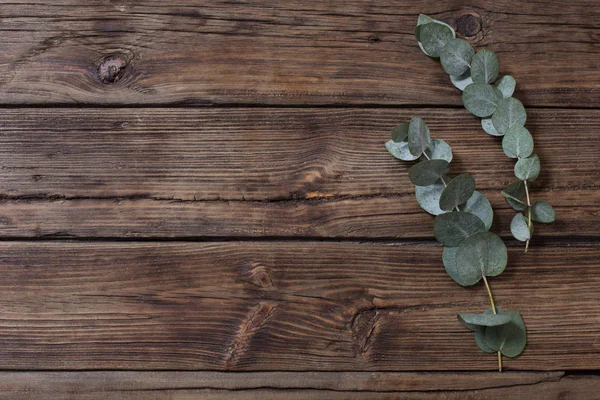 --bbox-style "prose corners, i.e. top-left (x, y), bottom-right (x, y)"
top-left (462, 83), bottom-right (502, 117)
top-left (450, 71), bottom-right (473, 91)
top-left (423, 139), bottom-right (453, 162)
top-left (439, 174), bottom-right (476, 211)
top-left (514, 154), bottom-right (541, 181)
top-left (502, 125), bottom-right (534, 159)
top-left (461, 191), bottom-right (493, 230)
top-left (454, 231), bottom-right (507, 286)
top-left (415, 181), bottom-right (446, 215)
top-left (418, 22), bottom-right (455, 58)
top-left (442, 246), bottom-right (461, 283)
top-left (417, 14), bottom-right (434, 26)
top-left (409, 160), bottom-right (450, 186)
top-left (501, 180), bottom-right (527, 211)
top-left (434, 211), bottom-right (486, 247)
top-left (496, 76), bottom-right (516, 98)
top-left (458, 312), bottom-right (512, 329)
top-left (408, 116), bottom-right (431, 156)
top-left (392, 123), bottom-right (409, 142)
top-left (385, 140), bottom-right (420, 161)
top-left (475, 329), bottom-right (496, 353)
top-left (531, 200), bottom-right (556, 223)
top-left (470, 49), bottom-right (499, 84)
top-left (440, 38), bottom-right (475, 76)
top-left (481, 117), bottom-right (502, 136)
top-left (483, 309), bottom-right (527, 357)
top-left (510, 213), bottom-right (531, 242)
top-left (491, 97), bottom-right (527, 135)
